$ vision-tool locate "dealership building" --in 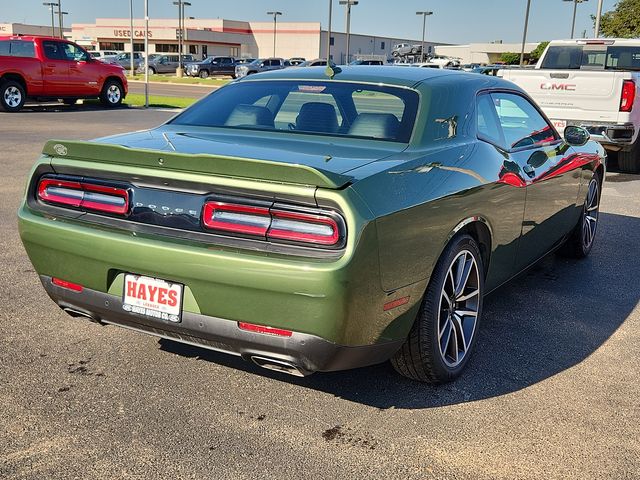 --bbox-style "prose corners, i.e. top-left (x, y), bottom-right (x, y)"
top-left (69, 18), bottom-right (443, 62)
